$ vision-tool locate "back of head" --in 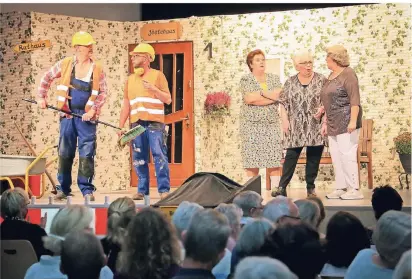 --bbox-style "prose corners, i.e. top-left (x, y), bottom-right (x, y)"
top-left (307, 196), bottom-right (325, 227)
top-left (372, 185), bottom-right (403, 220)
top-left (325, 211), bottom-right (370, 267)
top-left (393, 250), bottom-right (411, 279)
top-left (184, 209), bottom-right (231, 265)
top-left (260, 223), bottom-right (325, 279)
top-left (263, 197), bottom-right (298, 224)
top-left (0, 188), bottom-right (29, 220)
top-left (117, 207), bottom-right (181, 279)
top-left (234, 256), bottom-right (298, 279)
top-left (233, 191), bottom-right (262, 217)
top-left (237, 218), bottom-right (275, 256)
top-left (373, 210), bottom-right (411, 268)
top-left (294, 199), bottom-right (320, 229)
top-left (107, 197), bottom-right (136, 245)
top-left (215, 203), bottom-right (243, 238)
top-left (60, 231), bottom-right (105, 279)
top-left (172, 201), bottom-right (203, 238)
top-left (43, 205), bottom-right (93, 255)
